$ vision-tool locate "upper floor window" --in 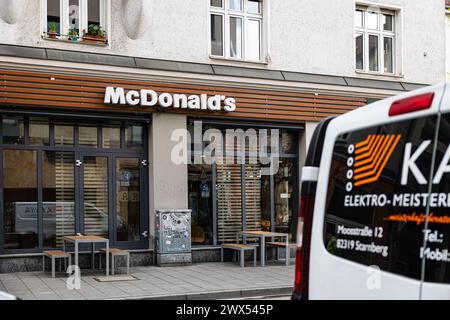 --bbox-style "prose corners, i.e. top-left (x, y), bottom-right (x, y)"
top-left (43, 0), bottom-right (108, 45)
top-left (210, 0), bottom-right (264, 62)
top-left (355, 6), bottom-right (397, 75)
